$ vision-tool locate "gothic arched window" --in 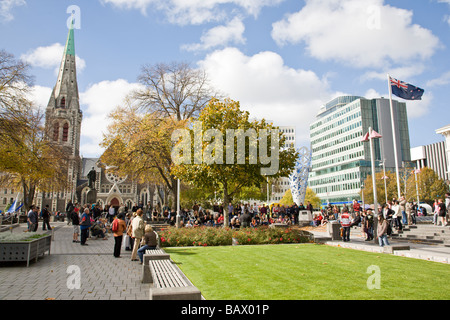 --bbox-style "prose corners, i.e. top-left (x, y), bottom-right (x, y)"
top-left (62, 123), bottom-right (69, 142)
top-left (60, 97), bottom-right (66, 108)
